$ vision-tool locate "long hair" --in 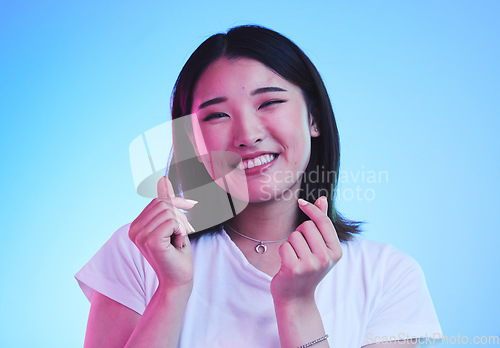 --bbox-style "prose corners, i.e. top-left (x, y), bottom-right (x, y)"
top-left (169, 25), bottom-right (362, 242)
